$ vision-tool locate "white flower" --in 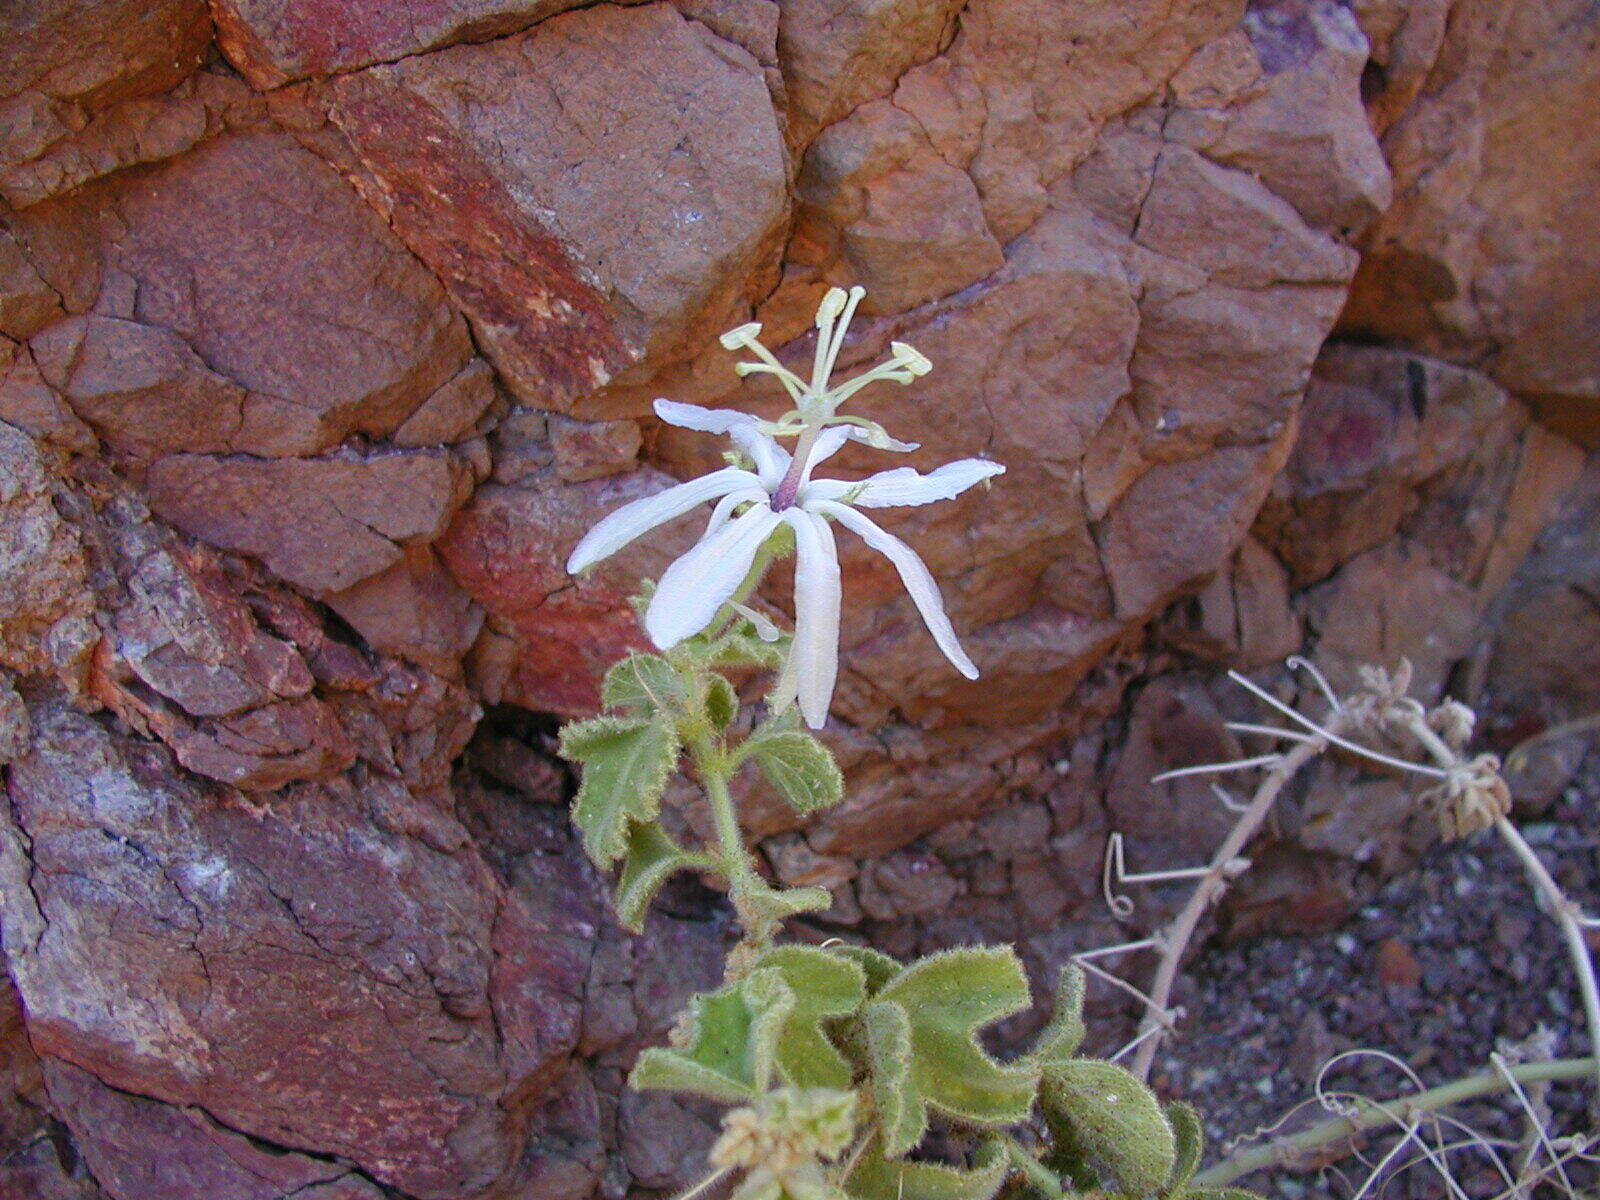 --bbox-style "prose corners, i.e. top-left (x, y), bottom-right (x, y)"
top-left (566, 399), bottom-right (1003, 728)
